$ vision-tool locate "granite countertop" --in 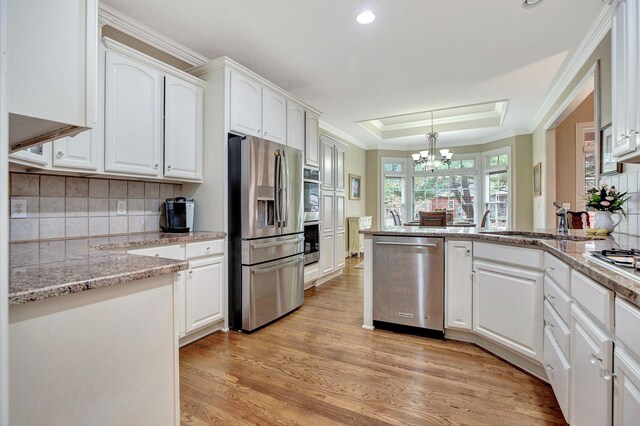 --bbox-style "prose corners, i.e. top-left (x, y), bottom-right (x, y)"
top-left (362, 226), bottom-right (640, 307)
top-left (9, 231), bottom-right (226, 305)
